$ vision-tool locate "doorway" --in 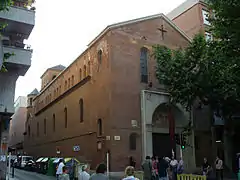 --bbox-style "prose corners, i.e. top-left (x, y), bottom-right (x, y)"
top-left (152, 133), bottom-right (174, 158)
